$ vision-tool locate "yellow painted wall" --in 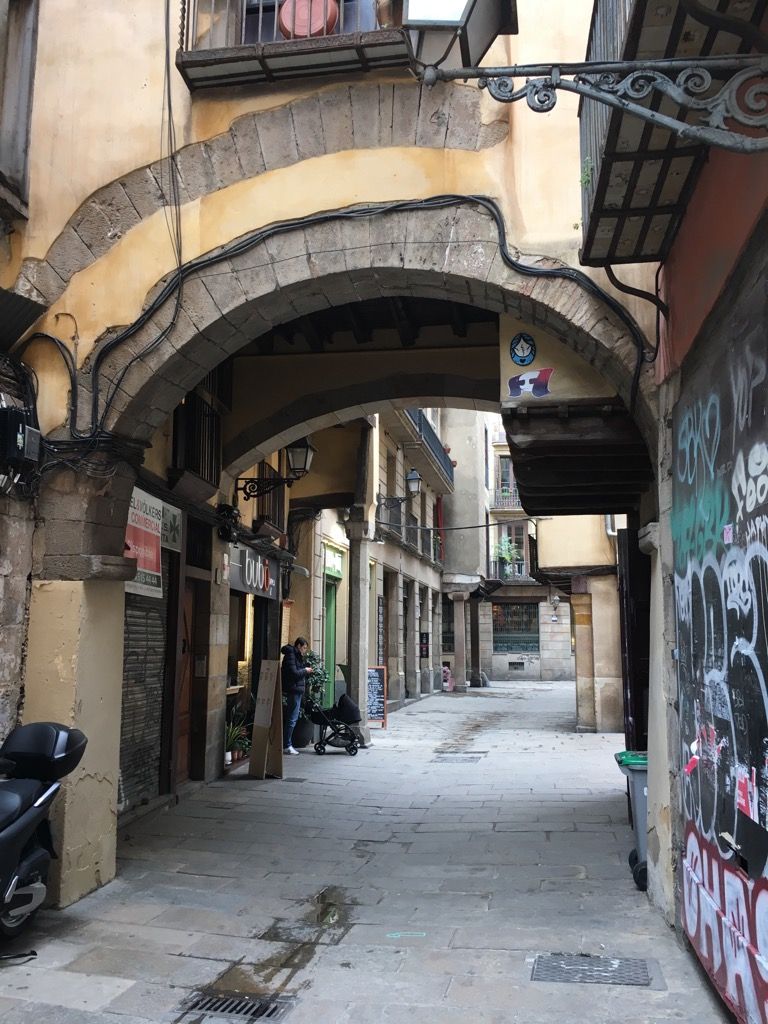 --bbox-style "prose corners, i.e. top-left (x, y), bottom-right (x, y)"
top-left (537, 515), bottom-right (618, 569)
